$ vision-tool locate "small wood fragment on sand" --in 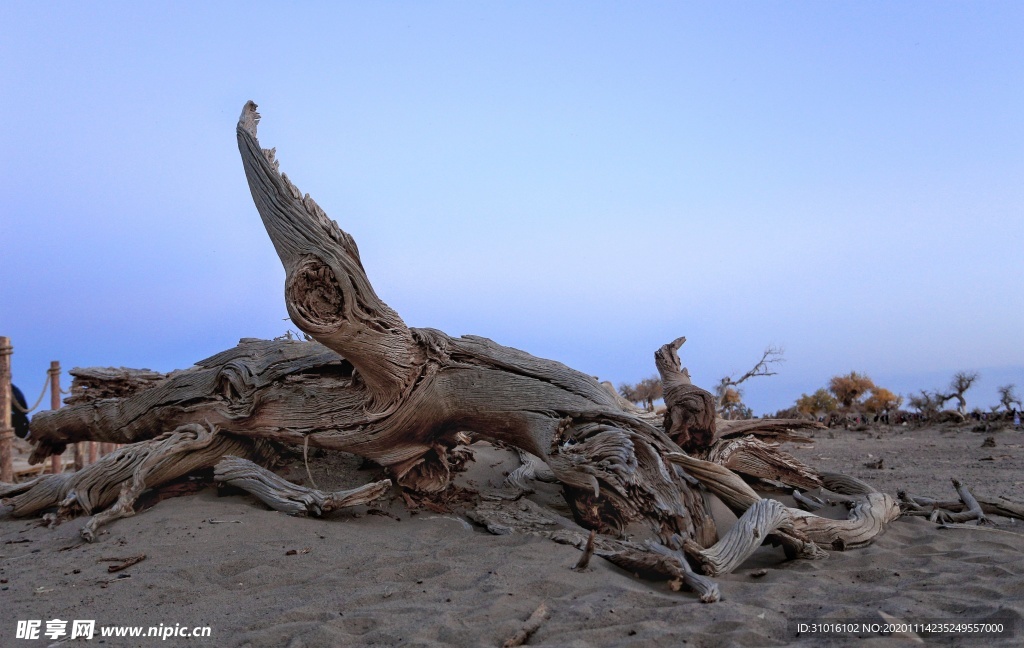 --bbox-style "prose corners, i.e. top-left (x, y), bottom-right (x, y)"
top-left (100, 554), bottom-right (146, 573)
top-left (502, 602), bottom-right (549, 648)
